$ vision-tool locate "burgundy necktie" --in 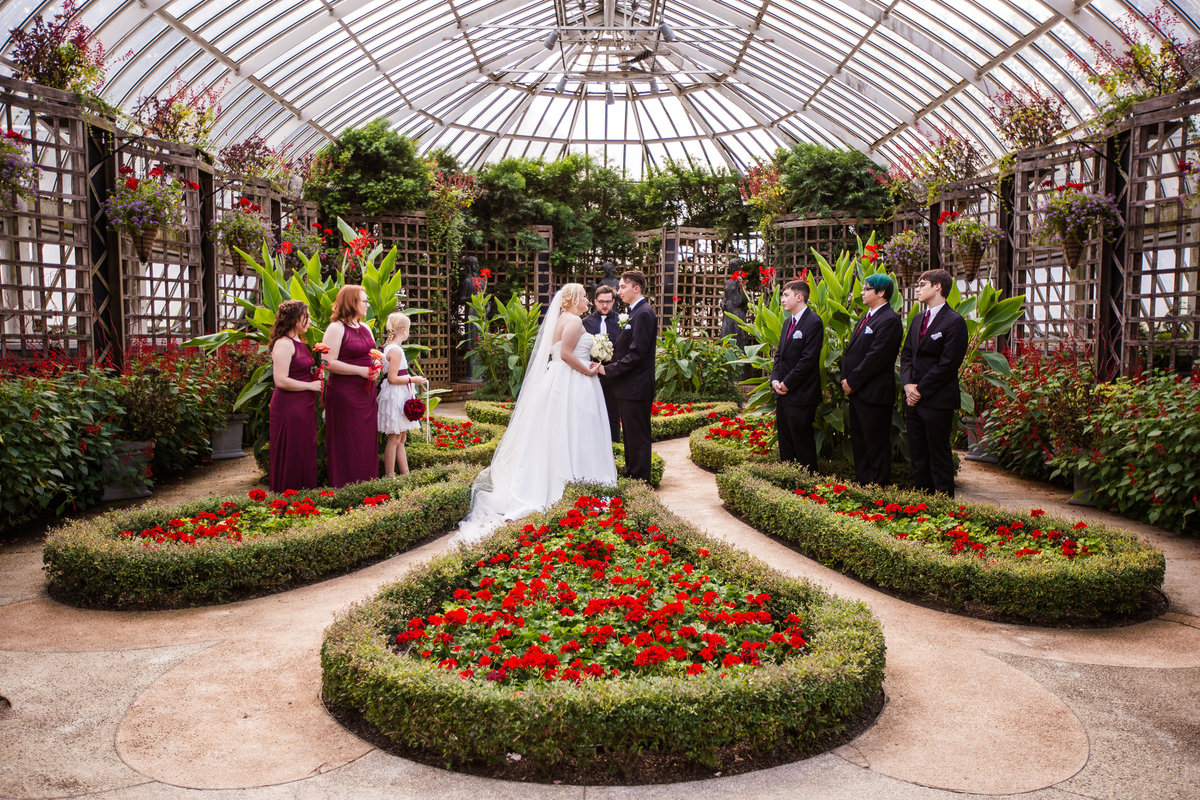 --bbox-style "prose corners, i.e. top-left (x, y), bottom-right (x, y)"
top-left (919, 310), bottom-right (931, 337)
top-left (785, 316), bottom-right (797, 341)
top-left (855, 313), bottom-right (869, 335)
